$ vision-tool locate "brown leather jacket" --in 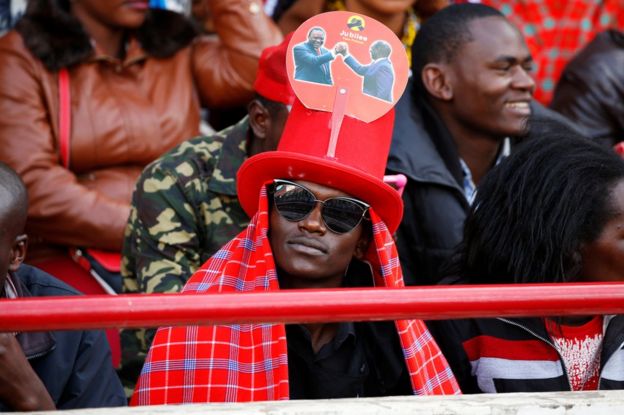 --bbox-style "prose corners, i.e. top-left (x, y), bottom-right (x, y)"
top-left (550, 30), bottom-right (624, 147)
top-left (0, 1), bottom-right (281, 259)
